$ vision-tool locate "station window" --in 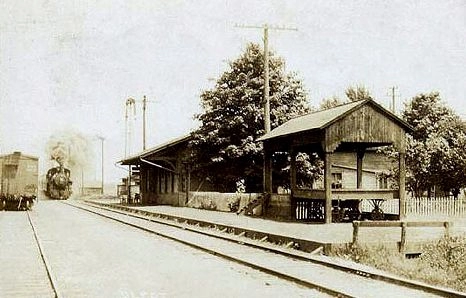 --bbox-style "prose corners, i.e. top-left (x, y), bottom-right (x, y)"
top-left (331, 173), bottom-right (343, 189)
top-left (378, 176), bottom-right (389, 189)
